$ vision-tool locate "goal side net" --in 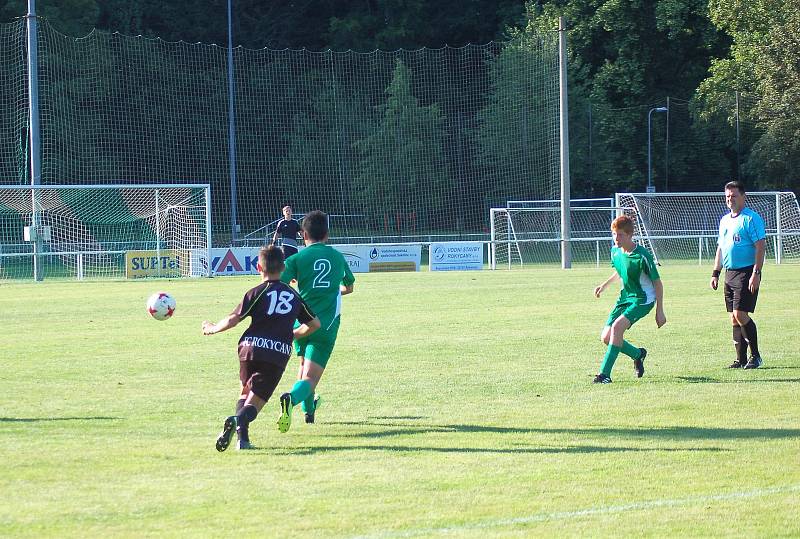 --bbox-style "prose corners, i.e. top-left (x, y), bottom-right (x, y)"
top-left (489, 203), bottom-right (638, 268)
top-left (0, 184), bottom-right (211, 280)
top-left (616, 192), bottom-right (800, 264)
